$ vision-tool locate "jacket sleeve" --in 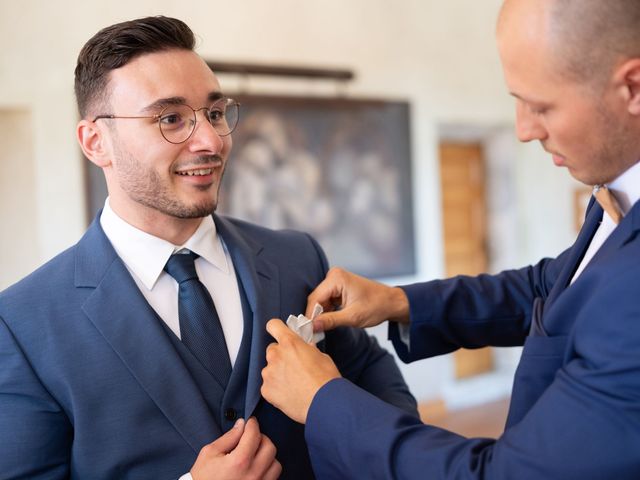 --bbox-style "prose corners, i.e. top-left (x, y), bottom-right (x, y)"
top-left (304, 234), bottom-right (419, 417)
top-left (390, 250), bottom-right (571, 362)
top-left (305, 256), bottom-right (640, 479)
top-left (0, 315), bottom-right (72, 479)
